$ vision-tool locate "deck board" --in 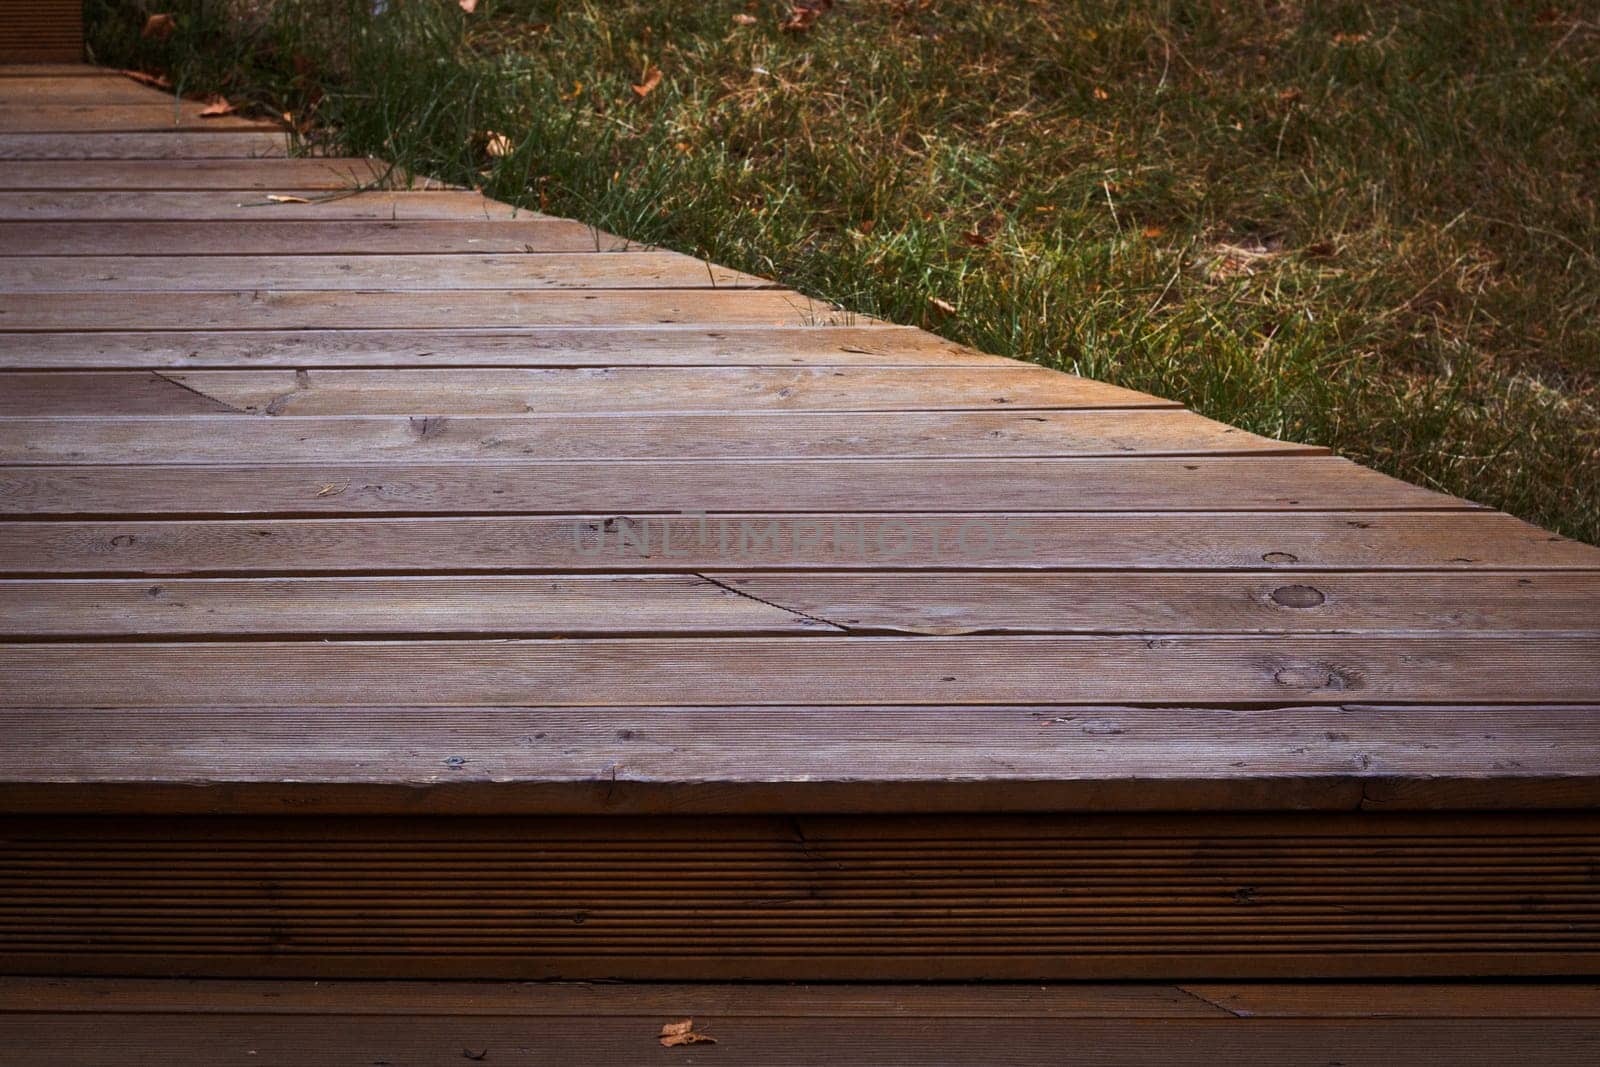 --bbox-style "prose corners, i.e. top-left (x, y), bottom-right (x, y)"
top-left (1, 65), bottom-right (1598, 986)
